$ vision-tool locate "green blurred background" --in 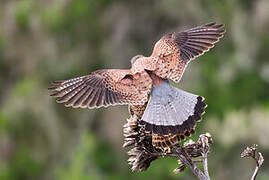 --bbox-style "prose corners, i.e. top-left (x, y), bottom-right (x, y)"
top-left (0, 0), bottom-right (269, 179)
